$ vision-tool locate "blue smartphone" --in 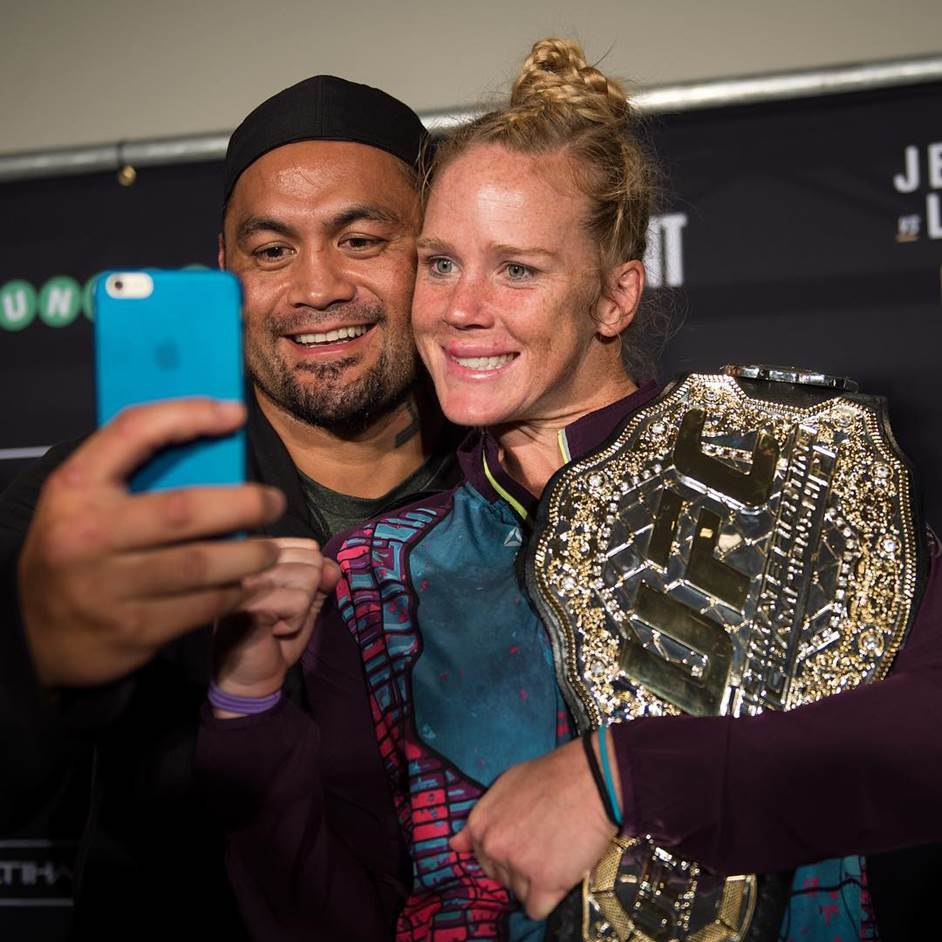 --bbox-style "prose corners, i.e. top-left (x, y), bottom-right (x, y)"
top-left (94, 269), bottom-right (245, 492)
